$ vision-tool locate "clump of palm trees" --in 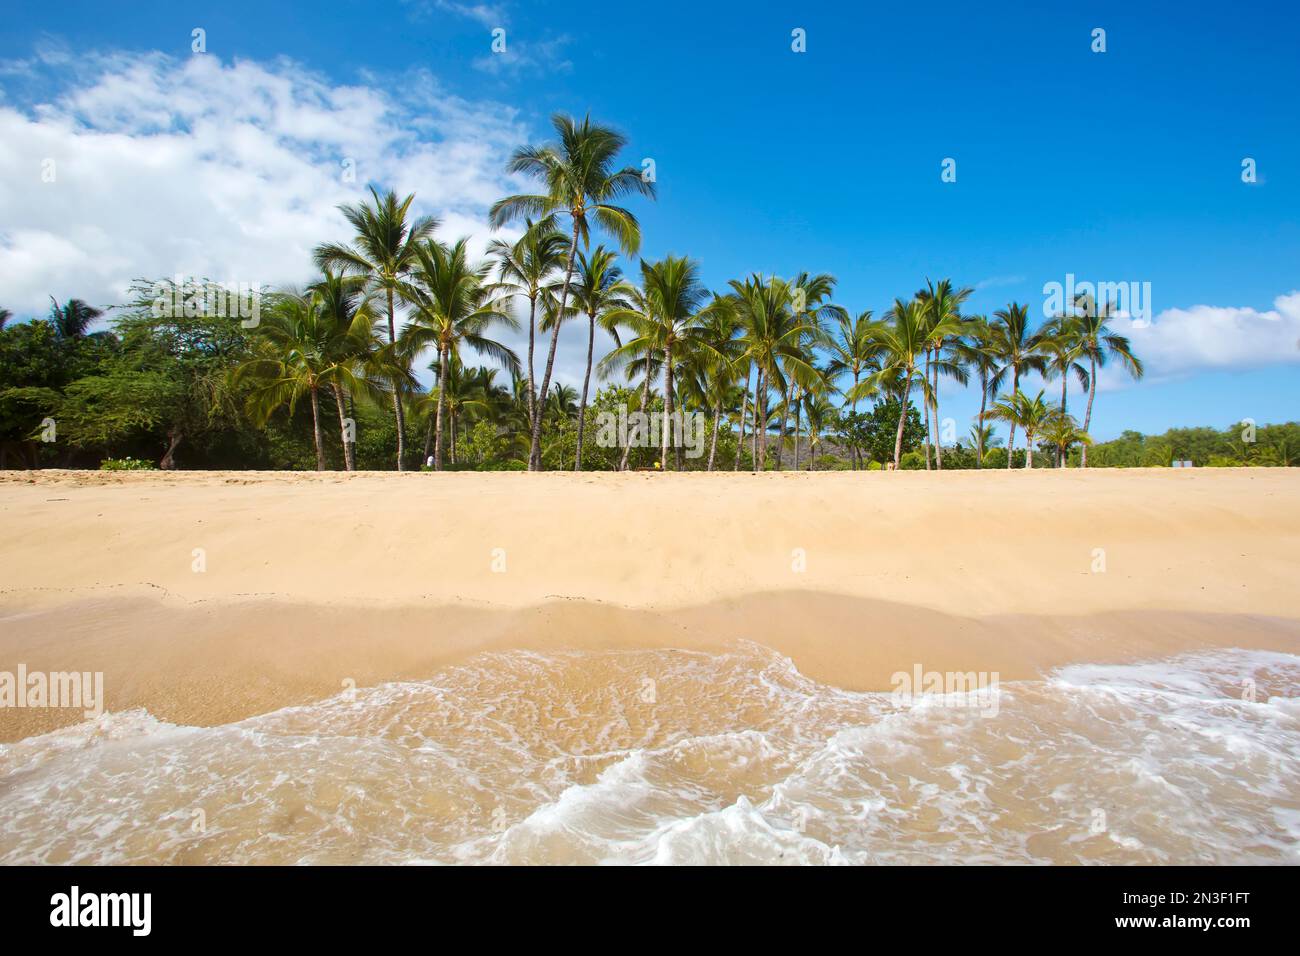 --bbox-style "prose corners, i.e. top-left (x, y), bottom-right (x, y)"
top-left (232, 111), bottom-right (1144, 473)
